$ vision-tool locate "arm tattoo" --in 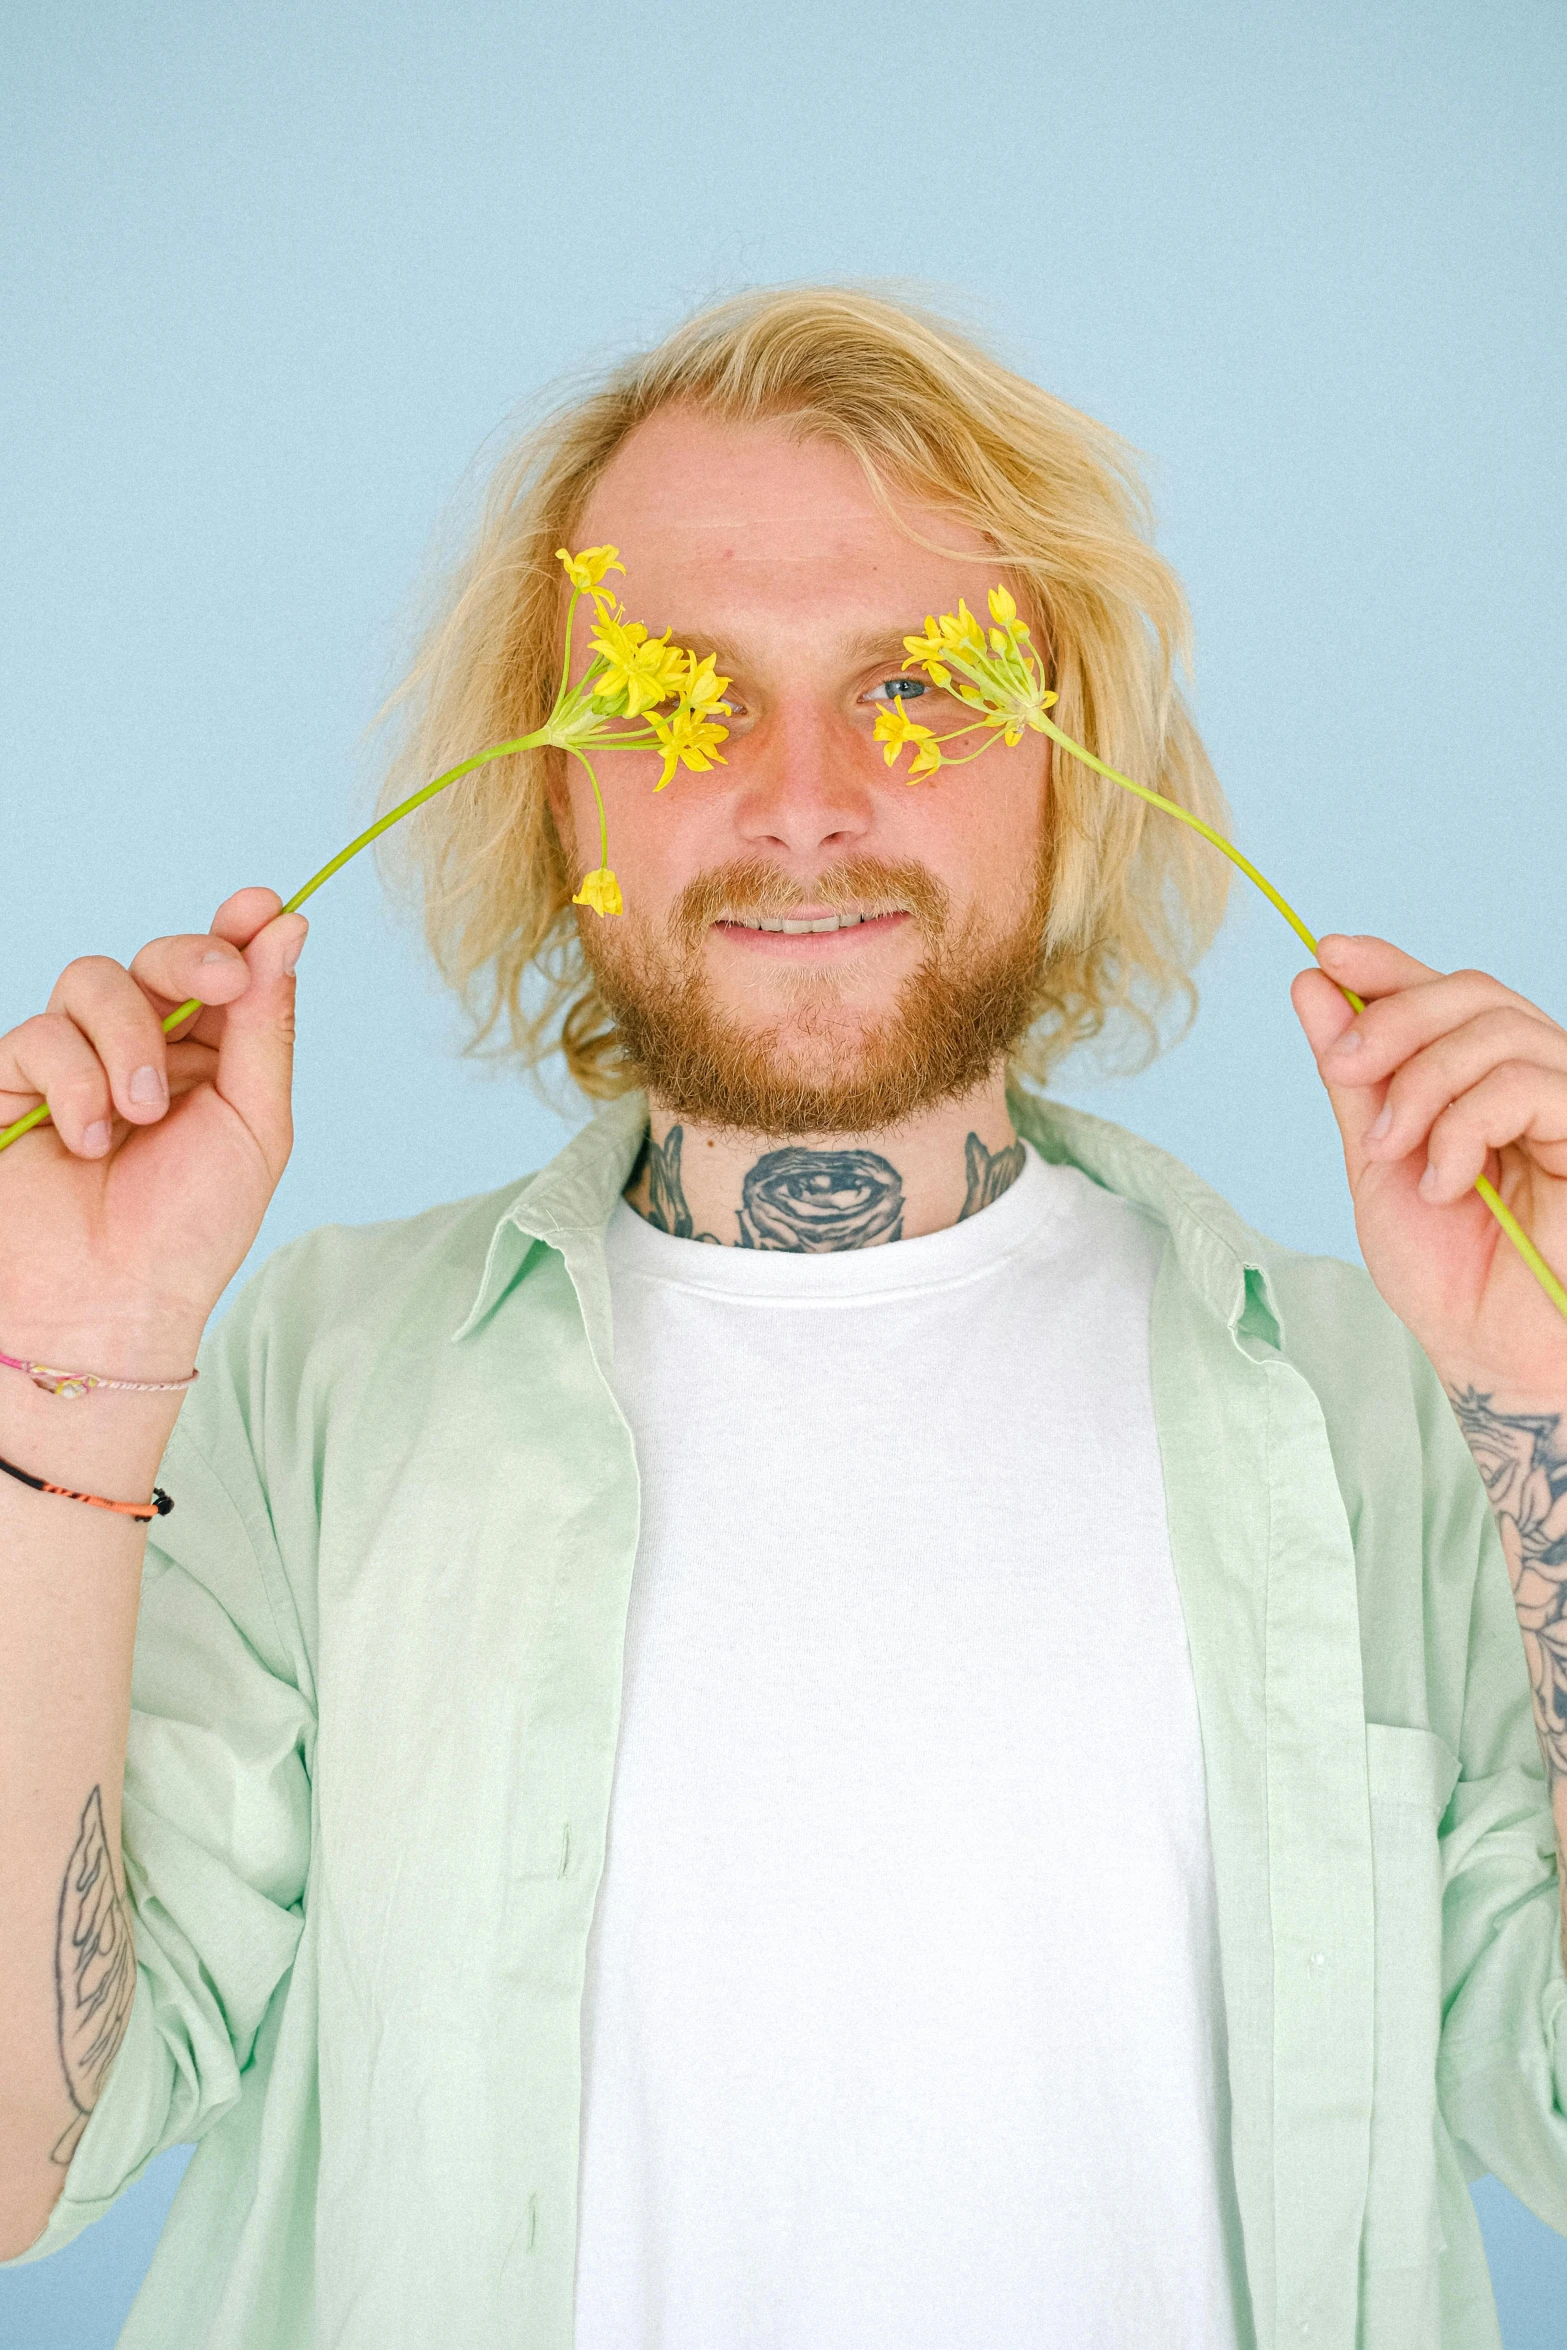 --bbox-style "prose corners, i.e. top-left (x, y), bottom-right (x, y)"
top-left (958, 1131), bottom-right (1026, 1221)
top-left (50, 1786), bottom-right (135, 2165)
top-left (738, 1147), bottom-right (902, 1250)
top-left (1449, 1385), bottom-right (1567, 1788)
